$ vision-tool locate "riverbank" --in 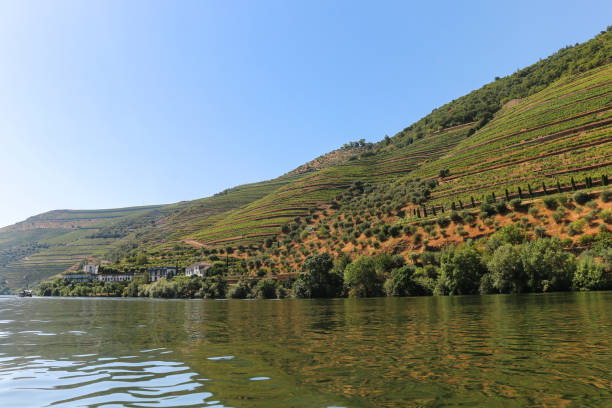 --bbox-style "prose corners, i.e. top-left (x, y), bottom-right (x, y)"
top-left (37, 228), bottom-right (612, 300)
